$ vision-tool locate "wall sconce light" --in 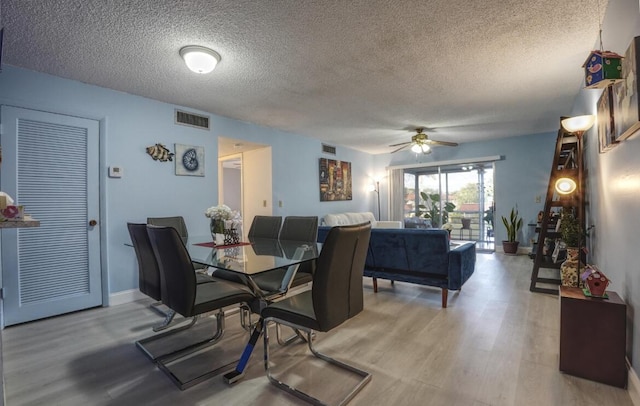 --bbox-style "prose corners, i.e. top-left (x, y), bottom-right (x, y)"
top-left (555, 177), bottom-right (577, 195)
top-left (179, 46), bottom-right (221, 74)
top-left (561, 115), bottom-right (595, 136)
top-left (369, 181), bottom-right (381, 220)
